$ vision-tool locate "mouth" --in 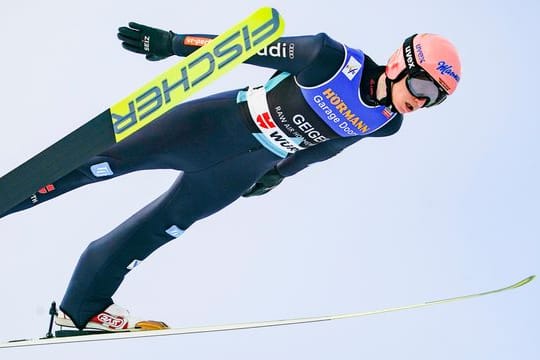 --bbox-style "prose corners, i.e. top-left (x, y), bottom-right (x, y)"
top-left (404, 101), bottom-right (414, 112)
